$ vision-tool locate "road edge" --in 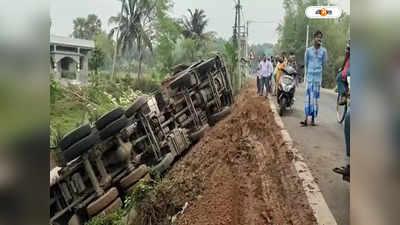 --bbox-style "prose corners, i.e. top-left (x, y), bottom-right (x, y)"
top-left (268, 96), bottom-right (338, 225)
